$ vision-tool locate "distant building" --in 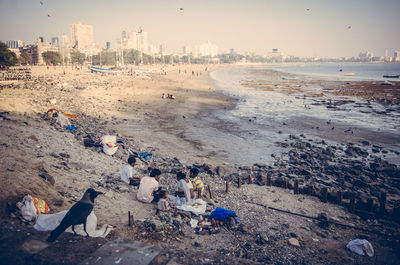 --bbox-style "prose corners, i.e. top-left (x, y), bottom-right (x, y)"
top-left (159, 44), bottom-right (167, 55)
top-left (393, 51), bottom-right (400, 62)
top-left (182, 45), bottom-right (192, 55)
top-left (359, 51), bottom-right (374, 61)
top-left (135, 29), bottom-right (148, 53)
top-left (195, 41), bottom-right (218, 57)
top-left (51, 37), bottom-right (59, 47)
top-left (6, 40), bottom-right (23, 49)
top-left (106, 42), bottom-right (111, 50)
top-left (267, 48), bottom-right (287, 62)
top-left (148, 44), bottom-right (158, 54)
top-left (7, 40), bottom-right (23, 49)
top-left (70, 22), bottom-right (94, 50)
